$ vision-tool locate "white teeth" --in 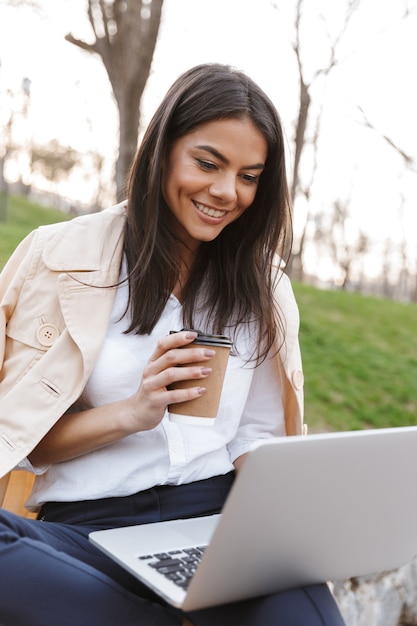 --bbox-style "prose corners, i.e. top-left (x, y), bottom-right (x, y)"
top-left (195, 201), bottom-right (225, 218)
